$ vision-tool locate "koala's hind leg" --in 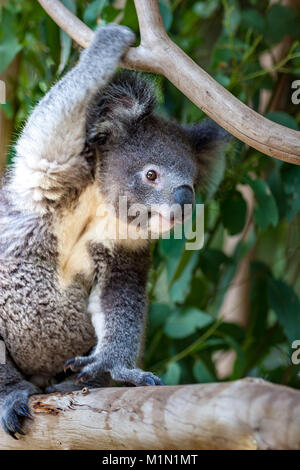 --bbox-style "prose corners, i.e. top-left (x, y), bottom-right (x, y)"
top-left (0, 348), bottom-right (40, 439)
